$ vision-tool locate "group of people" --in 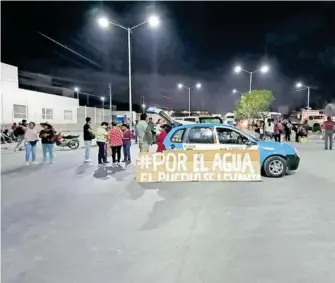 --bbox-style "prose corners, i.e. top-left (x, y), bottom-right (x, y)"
top-left (12, 119), bottom-right (56, 165)
top-left (252, 116), bottom-right (334, 149)
top-left (253, 119), bottom-right (309, 143)
top-left (83, 117), bottom-right (132, 165)
top-left (83, 114), bottom-right (172, 166)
